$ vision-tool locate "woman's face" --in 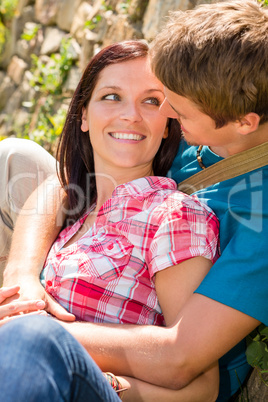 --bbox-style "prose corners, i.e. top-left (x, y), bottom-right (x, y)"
top-left (81, 56), bottom-right (168, 178)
